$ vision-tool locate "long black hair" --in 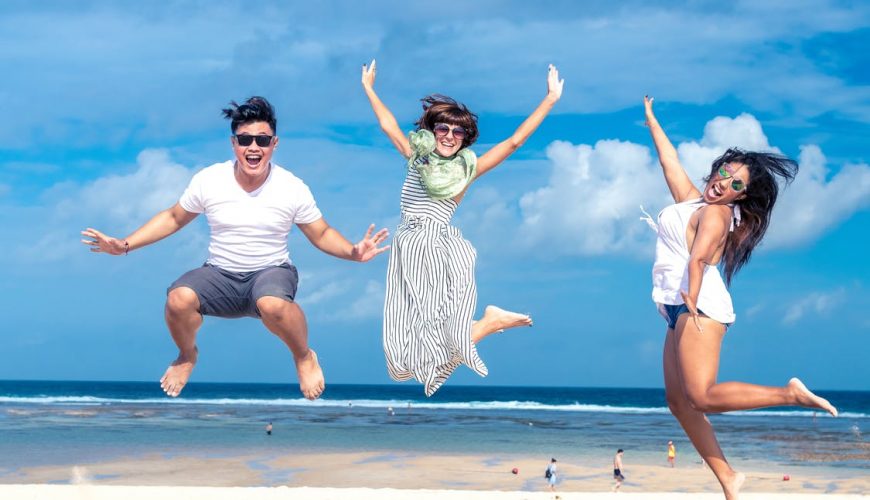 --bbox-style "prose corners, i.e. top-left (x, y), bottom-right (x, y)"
top-left (705, 149), bottom-right (798, 285)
